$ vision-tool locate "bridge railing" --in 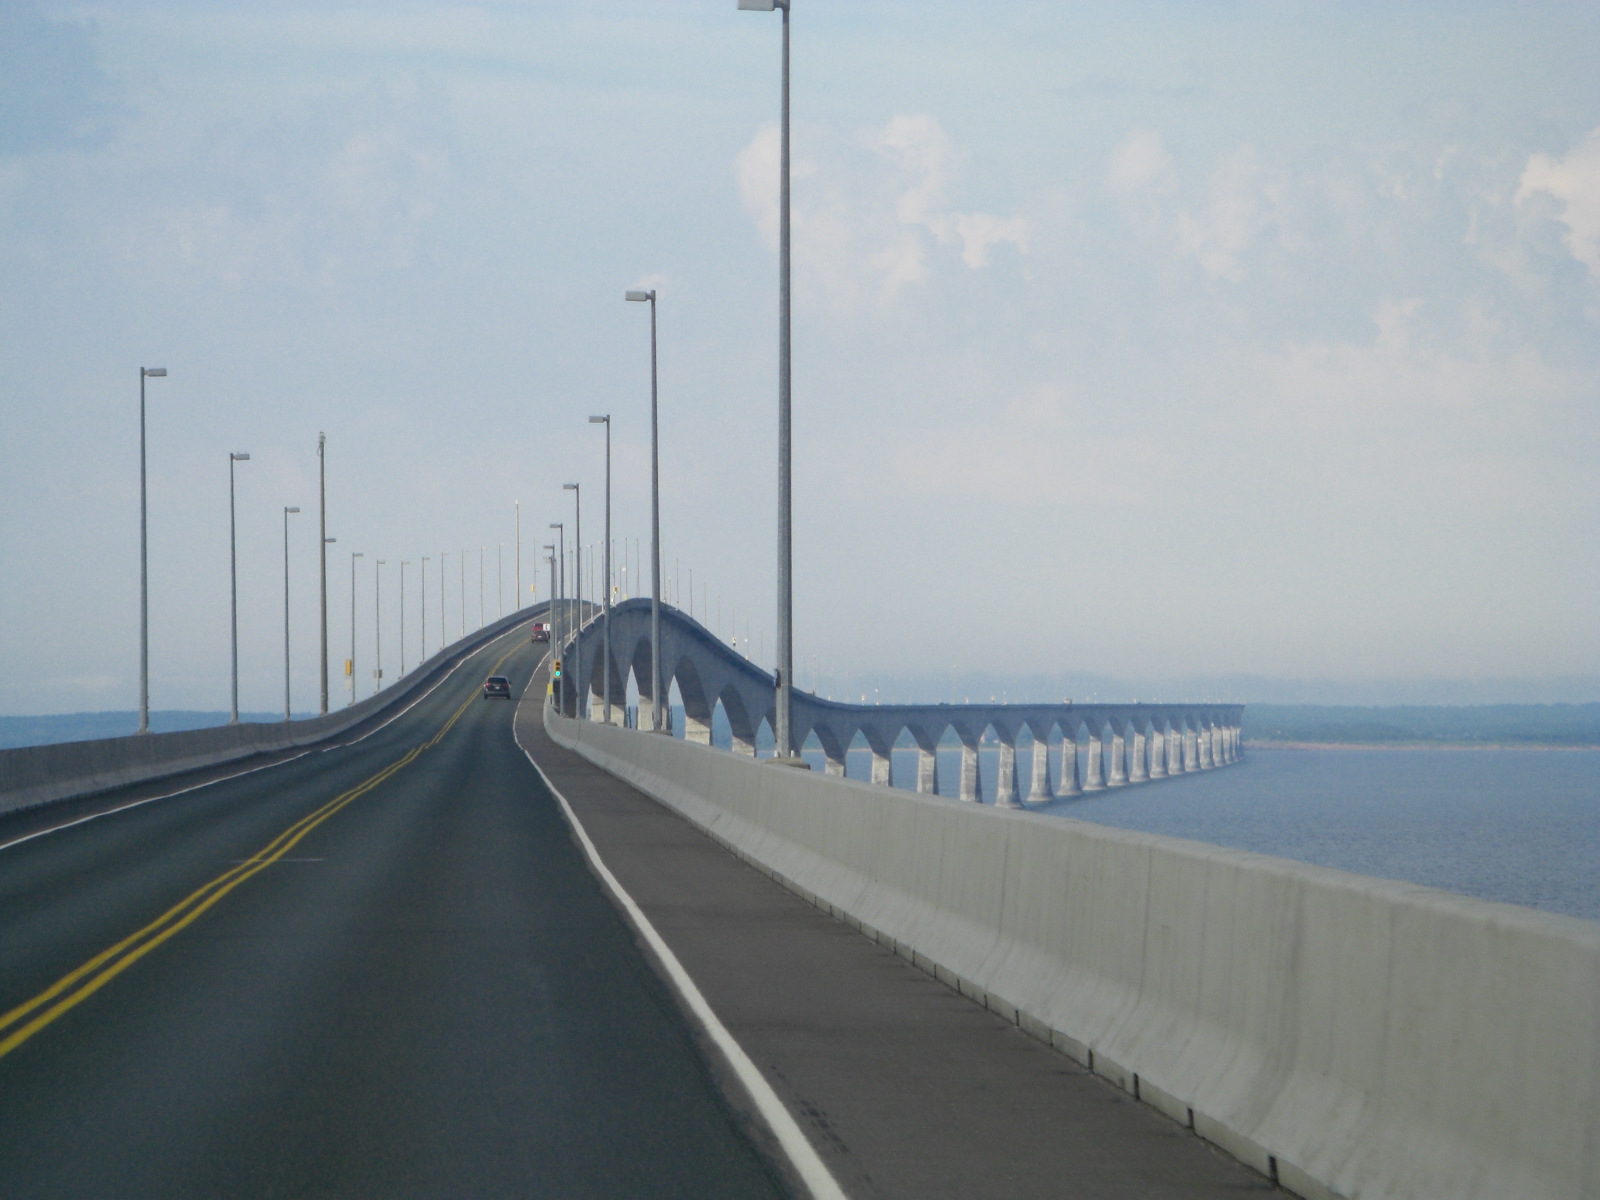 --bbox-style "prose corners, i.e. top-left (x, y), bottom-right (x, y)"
top-left (554, 597), bottom-right (1242, 806)
top-left (0, 604), bottom-right (548, 817)
top-left (547, 702), bottom-right (1600, 1200)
